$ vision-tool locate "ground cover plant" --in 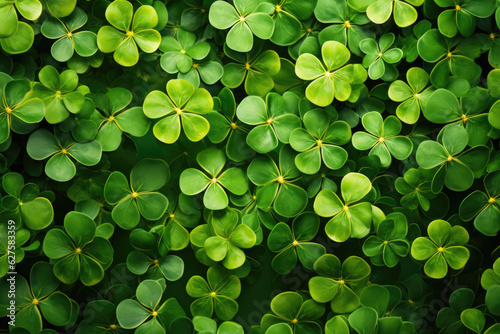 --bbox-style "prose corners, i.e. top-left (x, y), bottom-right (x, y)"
top-left (1, 0), bottom-right (500, 333)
